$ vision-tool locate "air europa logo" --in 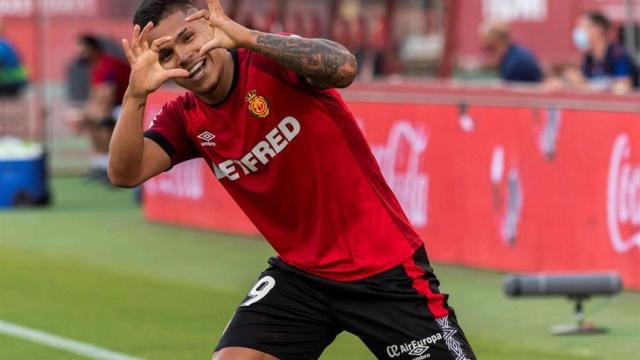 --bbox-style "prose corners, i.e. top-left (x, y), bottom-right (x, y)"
top-left (386, 333), bottom-right (441, 359)
top-left (607, 134), bottom-right (640, 253)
